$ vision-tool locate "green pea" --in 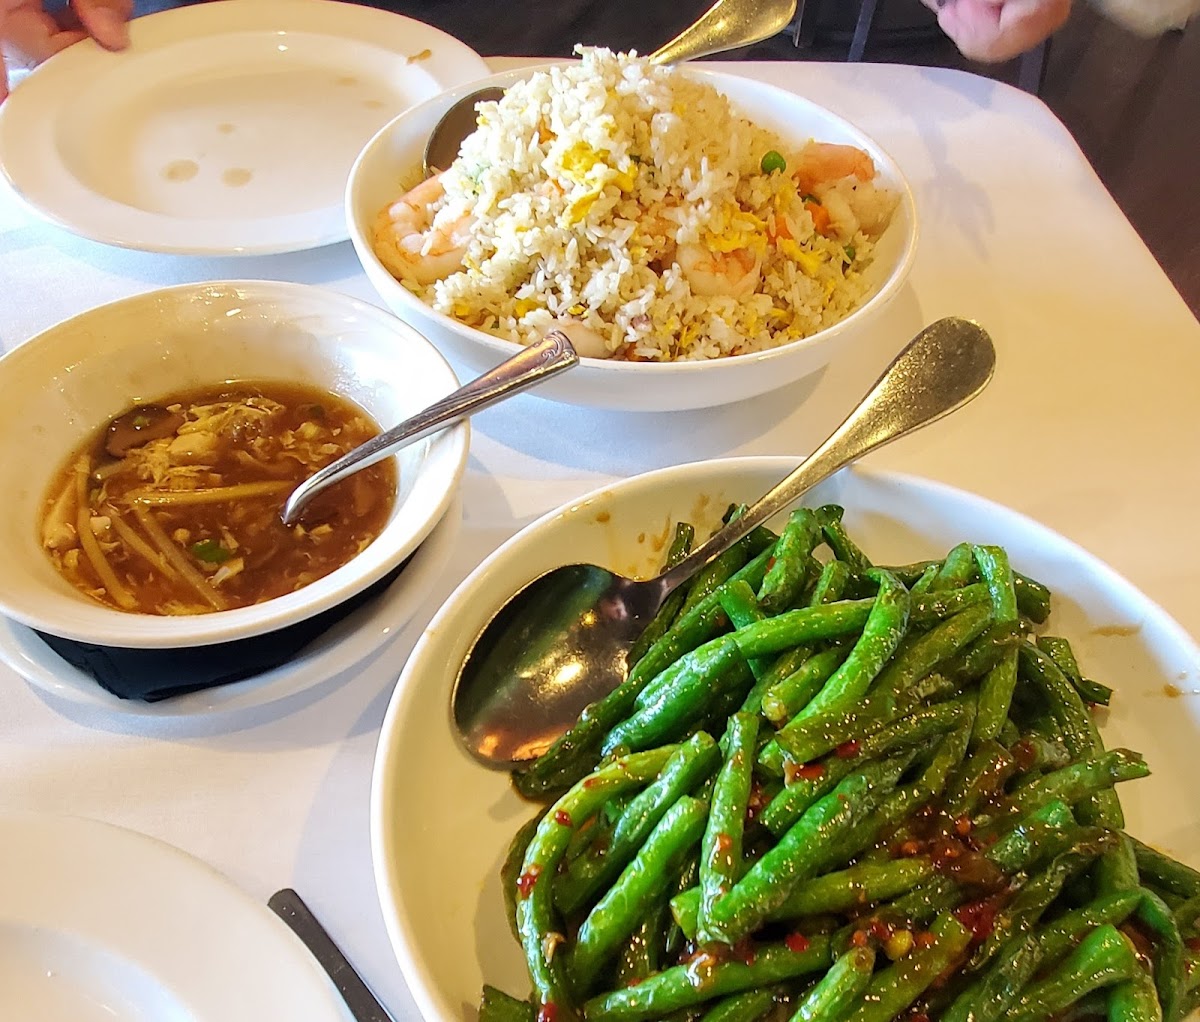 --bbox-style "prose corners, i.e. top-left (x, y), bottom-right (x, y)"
top-left (761, 150), bottom-right (786, 174)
